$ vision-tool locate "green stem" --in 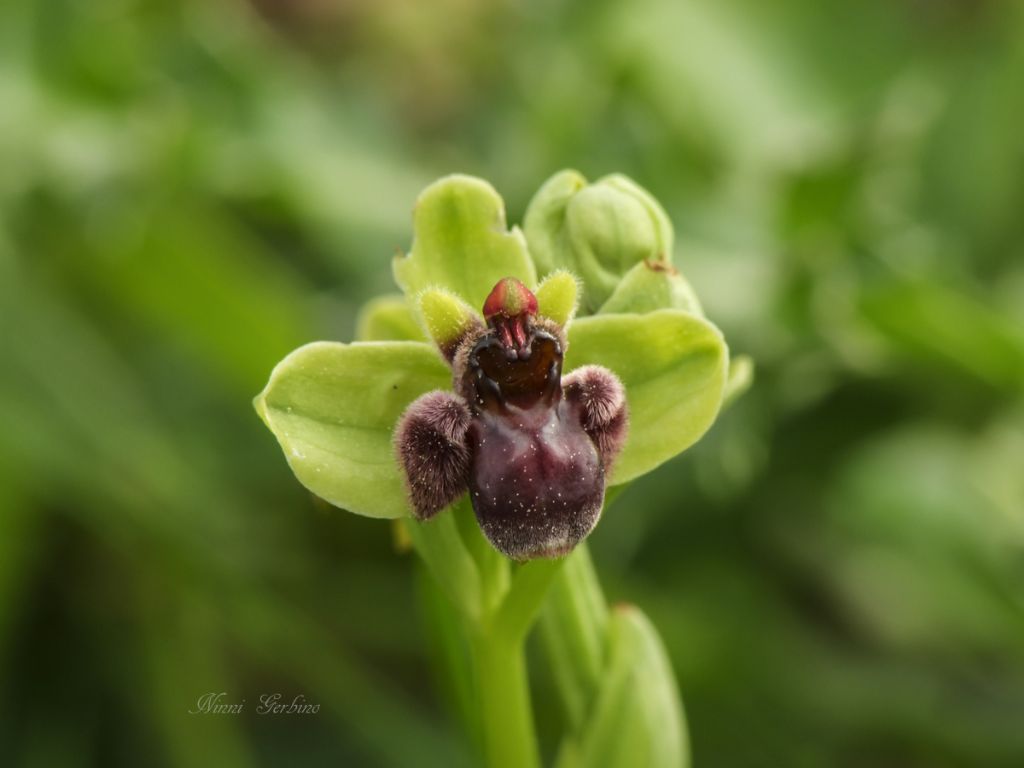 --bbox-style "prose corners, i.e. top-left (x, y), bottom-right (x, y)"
top-left (538, 544), bottom-right (609, 731)
top-left (452, 499), bottom-right (509, 616)
top-left (492, 557), bottom-right (565, 643)
top-left (470, 628), bottom-right (540, 768)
